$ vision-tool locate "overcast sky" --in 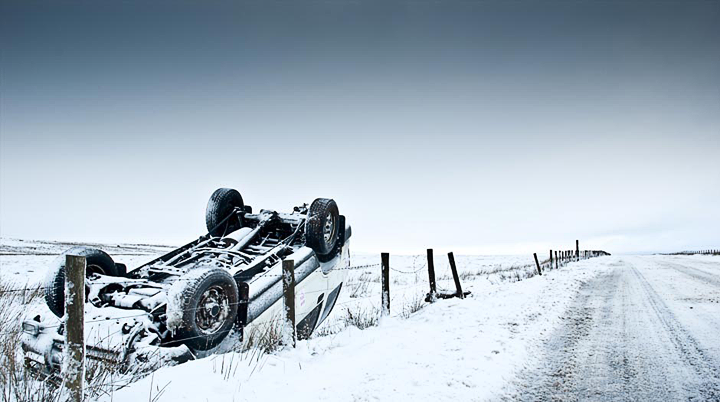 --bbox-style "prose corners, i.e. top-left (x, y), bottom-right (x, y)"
top-left (1, 0), bottom-right (718, 255)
